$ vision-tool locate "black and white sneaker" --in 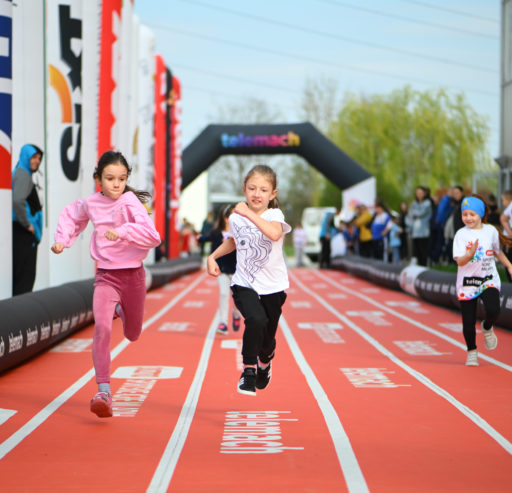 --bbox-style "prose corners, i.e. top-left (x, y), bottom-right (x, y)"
top-left (237, 367), bottom-right (256, 396)
top-left (256, 361), bottom-right (272, 390)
